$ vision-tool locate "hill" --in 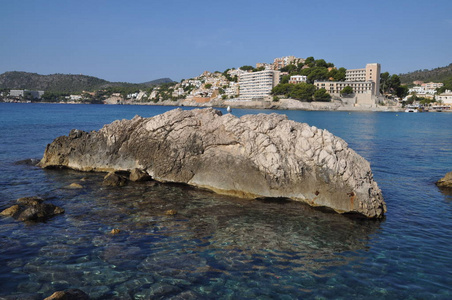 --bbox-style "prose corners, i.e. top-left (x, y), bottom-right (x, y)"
top-left (0, 71), bottom-right (173, 93)
top-left (399, 63), bottom-right (452, 84)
